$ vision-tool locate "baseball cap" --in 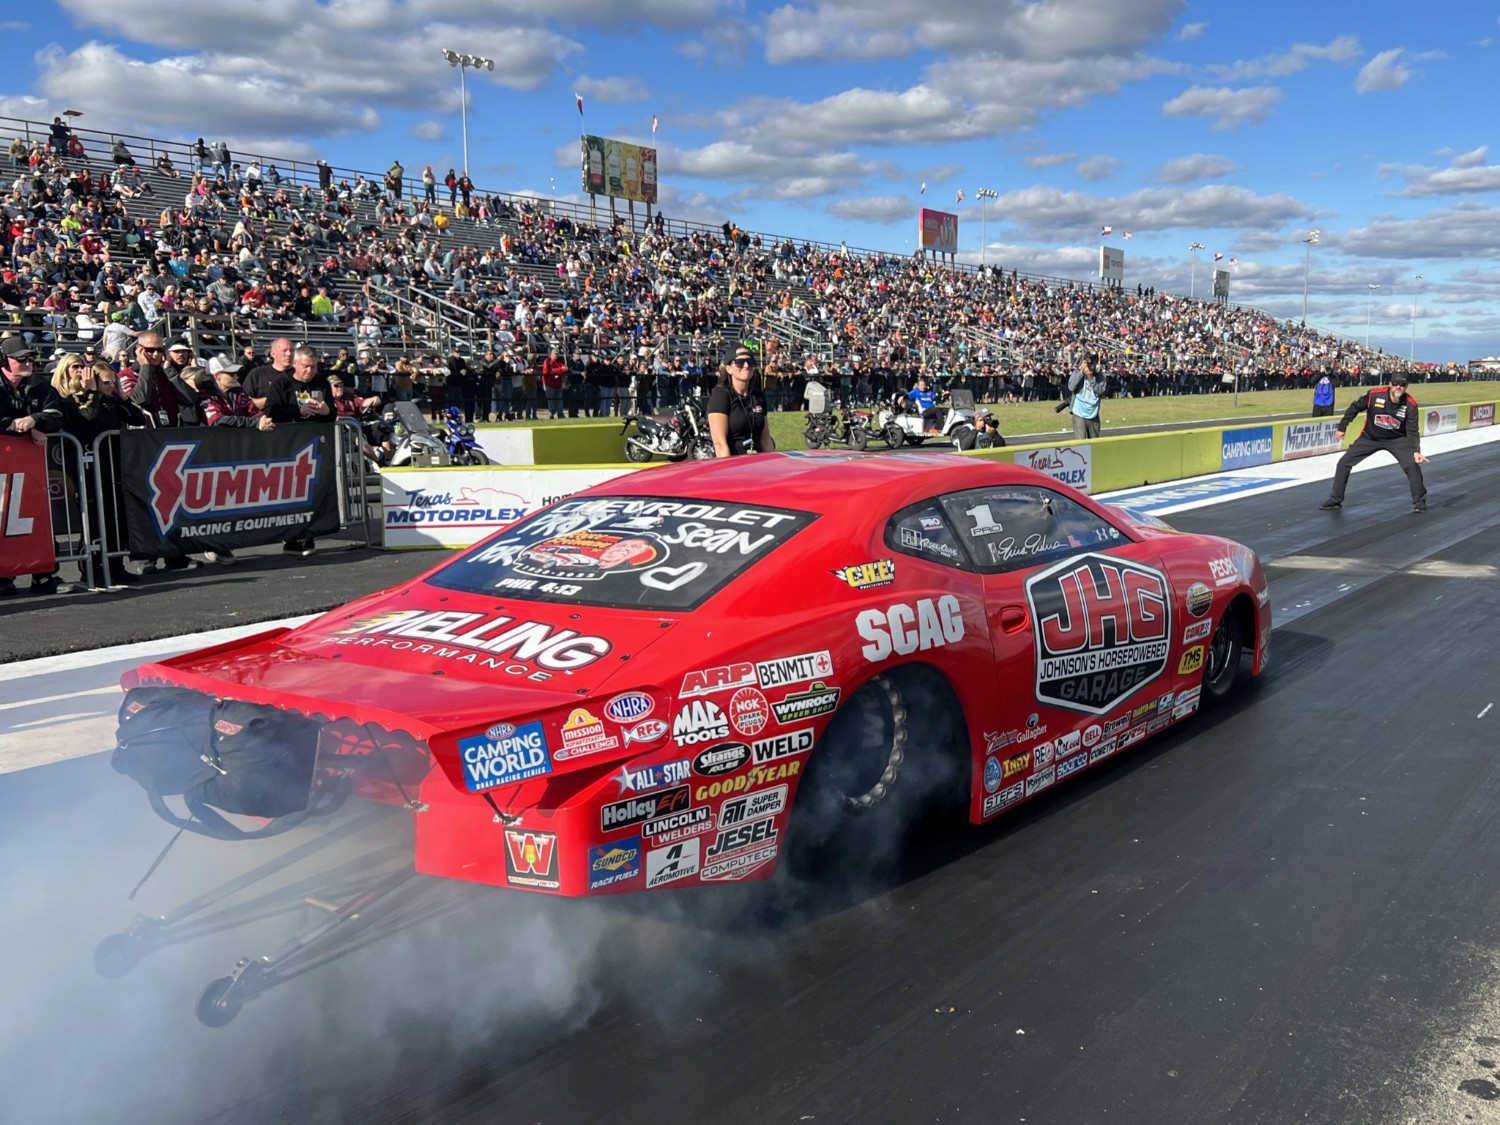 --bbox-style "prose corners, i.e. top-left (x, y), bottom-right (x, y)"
top-left (208, 354), bottom-right (242, 376)
top-left (1, 336), bottom-right (38, 360)
top-left (1389, 374), bottom-right (1410, 386)
top-left (167, 340), bottom-right (193, 355)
